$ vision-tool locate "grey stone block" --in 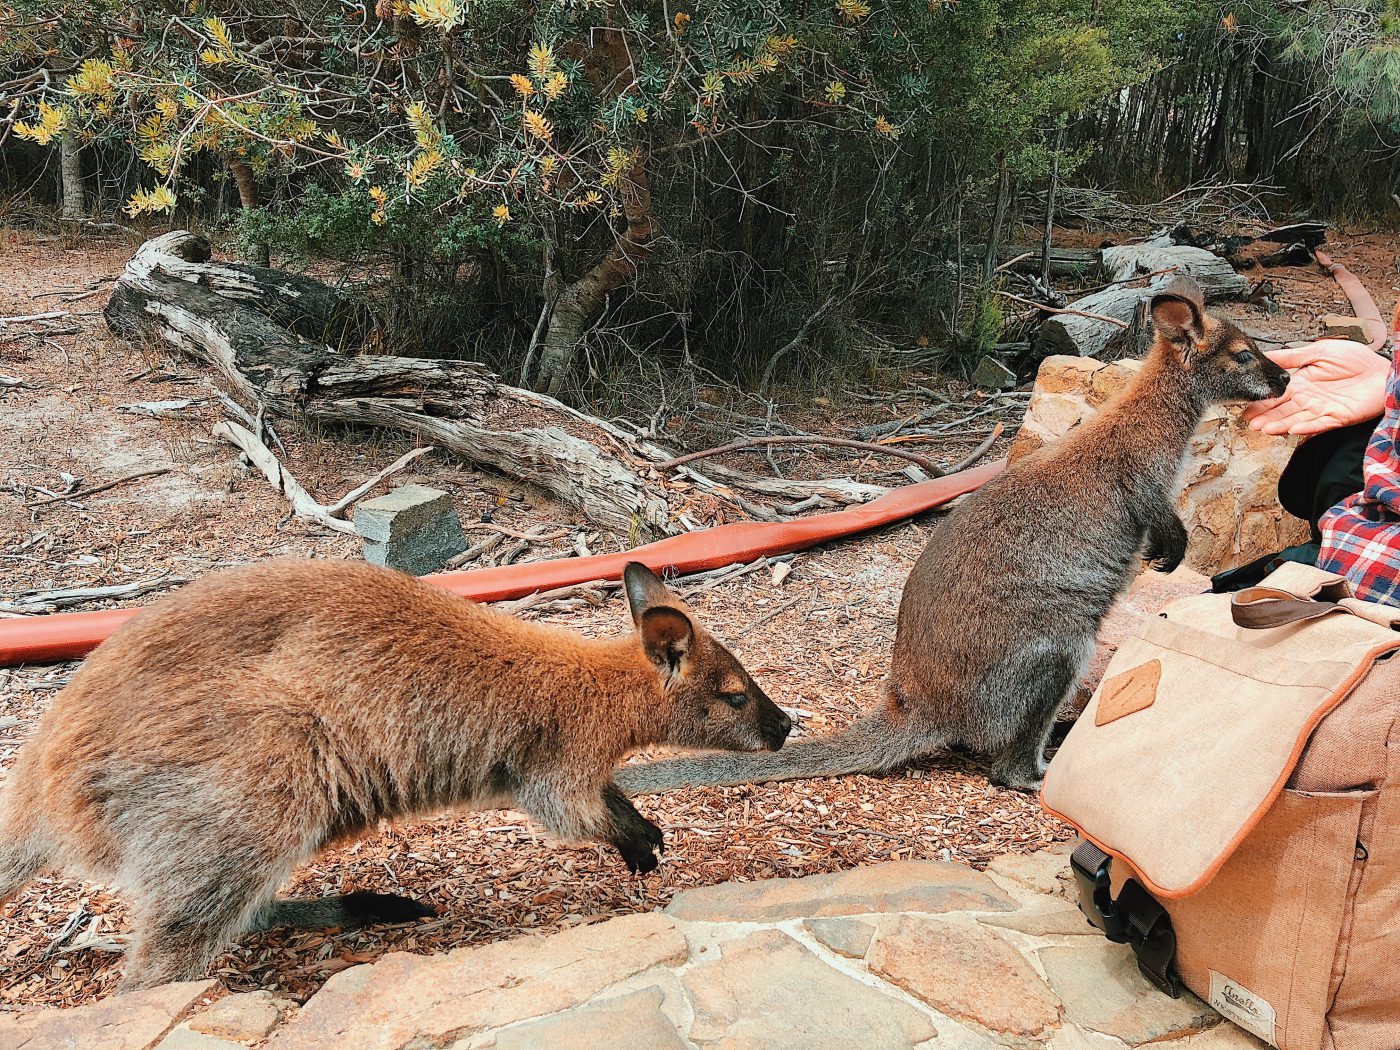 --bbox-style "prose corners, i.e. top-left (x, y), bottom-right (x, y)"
top-left (972, 354), bottom-right (1017, 390)
top-left (354, 484), bottom-right (467, 576)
